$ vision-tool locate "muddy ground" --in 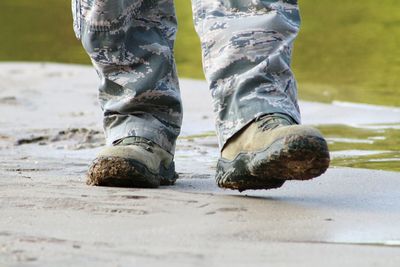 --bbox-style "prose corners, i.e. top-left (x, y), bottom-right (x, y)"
top-left (0, 63), bottom-right (399, 267)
